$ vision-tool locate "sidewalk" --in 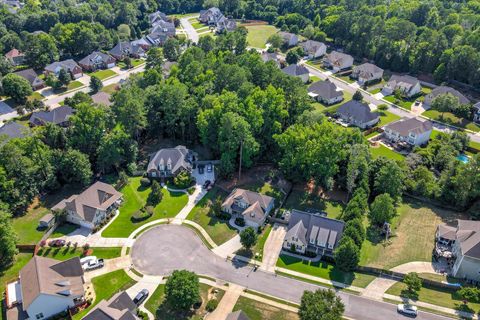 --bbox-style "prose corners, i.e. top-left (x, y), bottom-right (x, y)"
top-left (206, 284), bottom-right (243, 320)
top-left (212, 235), bottom-right (242, 258)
